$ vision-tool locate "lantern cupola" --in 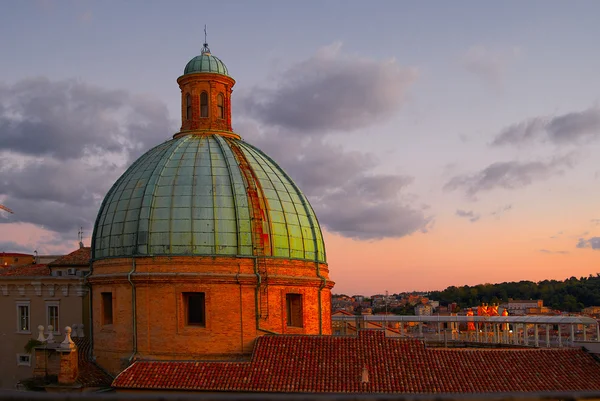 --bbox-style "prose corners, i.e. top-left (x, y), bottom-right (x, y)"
top-left (177, 42), bottom-right (236, 137)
